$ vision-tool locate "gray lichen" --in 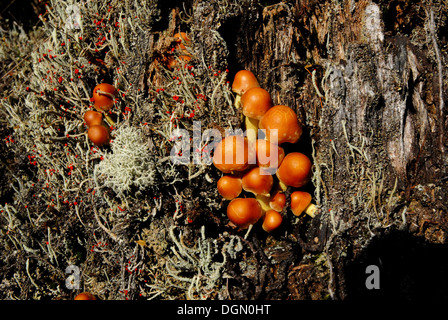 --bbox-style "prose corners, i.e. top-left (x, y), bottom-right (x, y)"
top-left (94, 125), bottom-right (156, 200)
